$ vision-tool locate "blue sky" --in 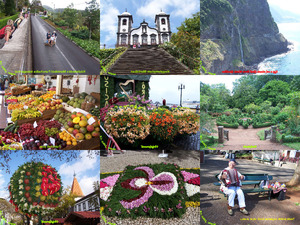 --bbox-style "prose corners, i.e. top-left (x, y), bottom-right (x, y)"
top-left (149, 75), bottom-right (200, 104)
top-left (0, 150), bottom-right (100, 200)
top-left (100, 0), bottom-right (200, 48)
